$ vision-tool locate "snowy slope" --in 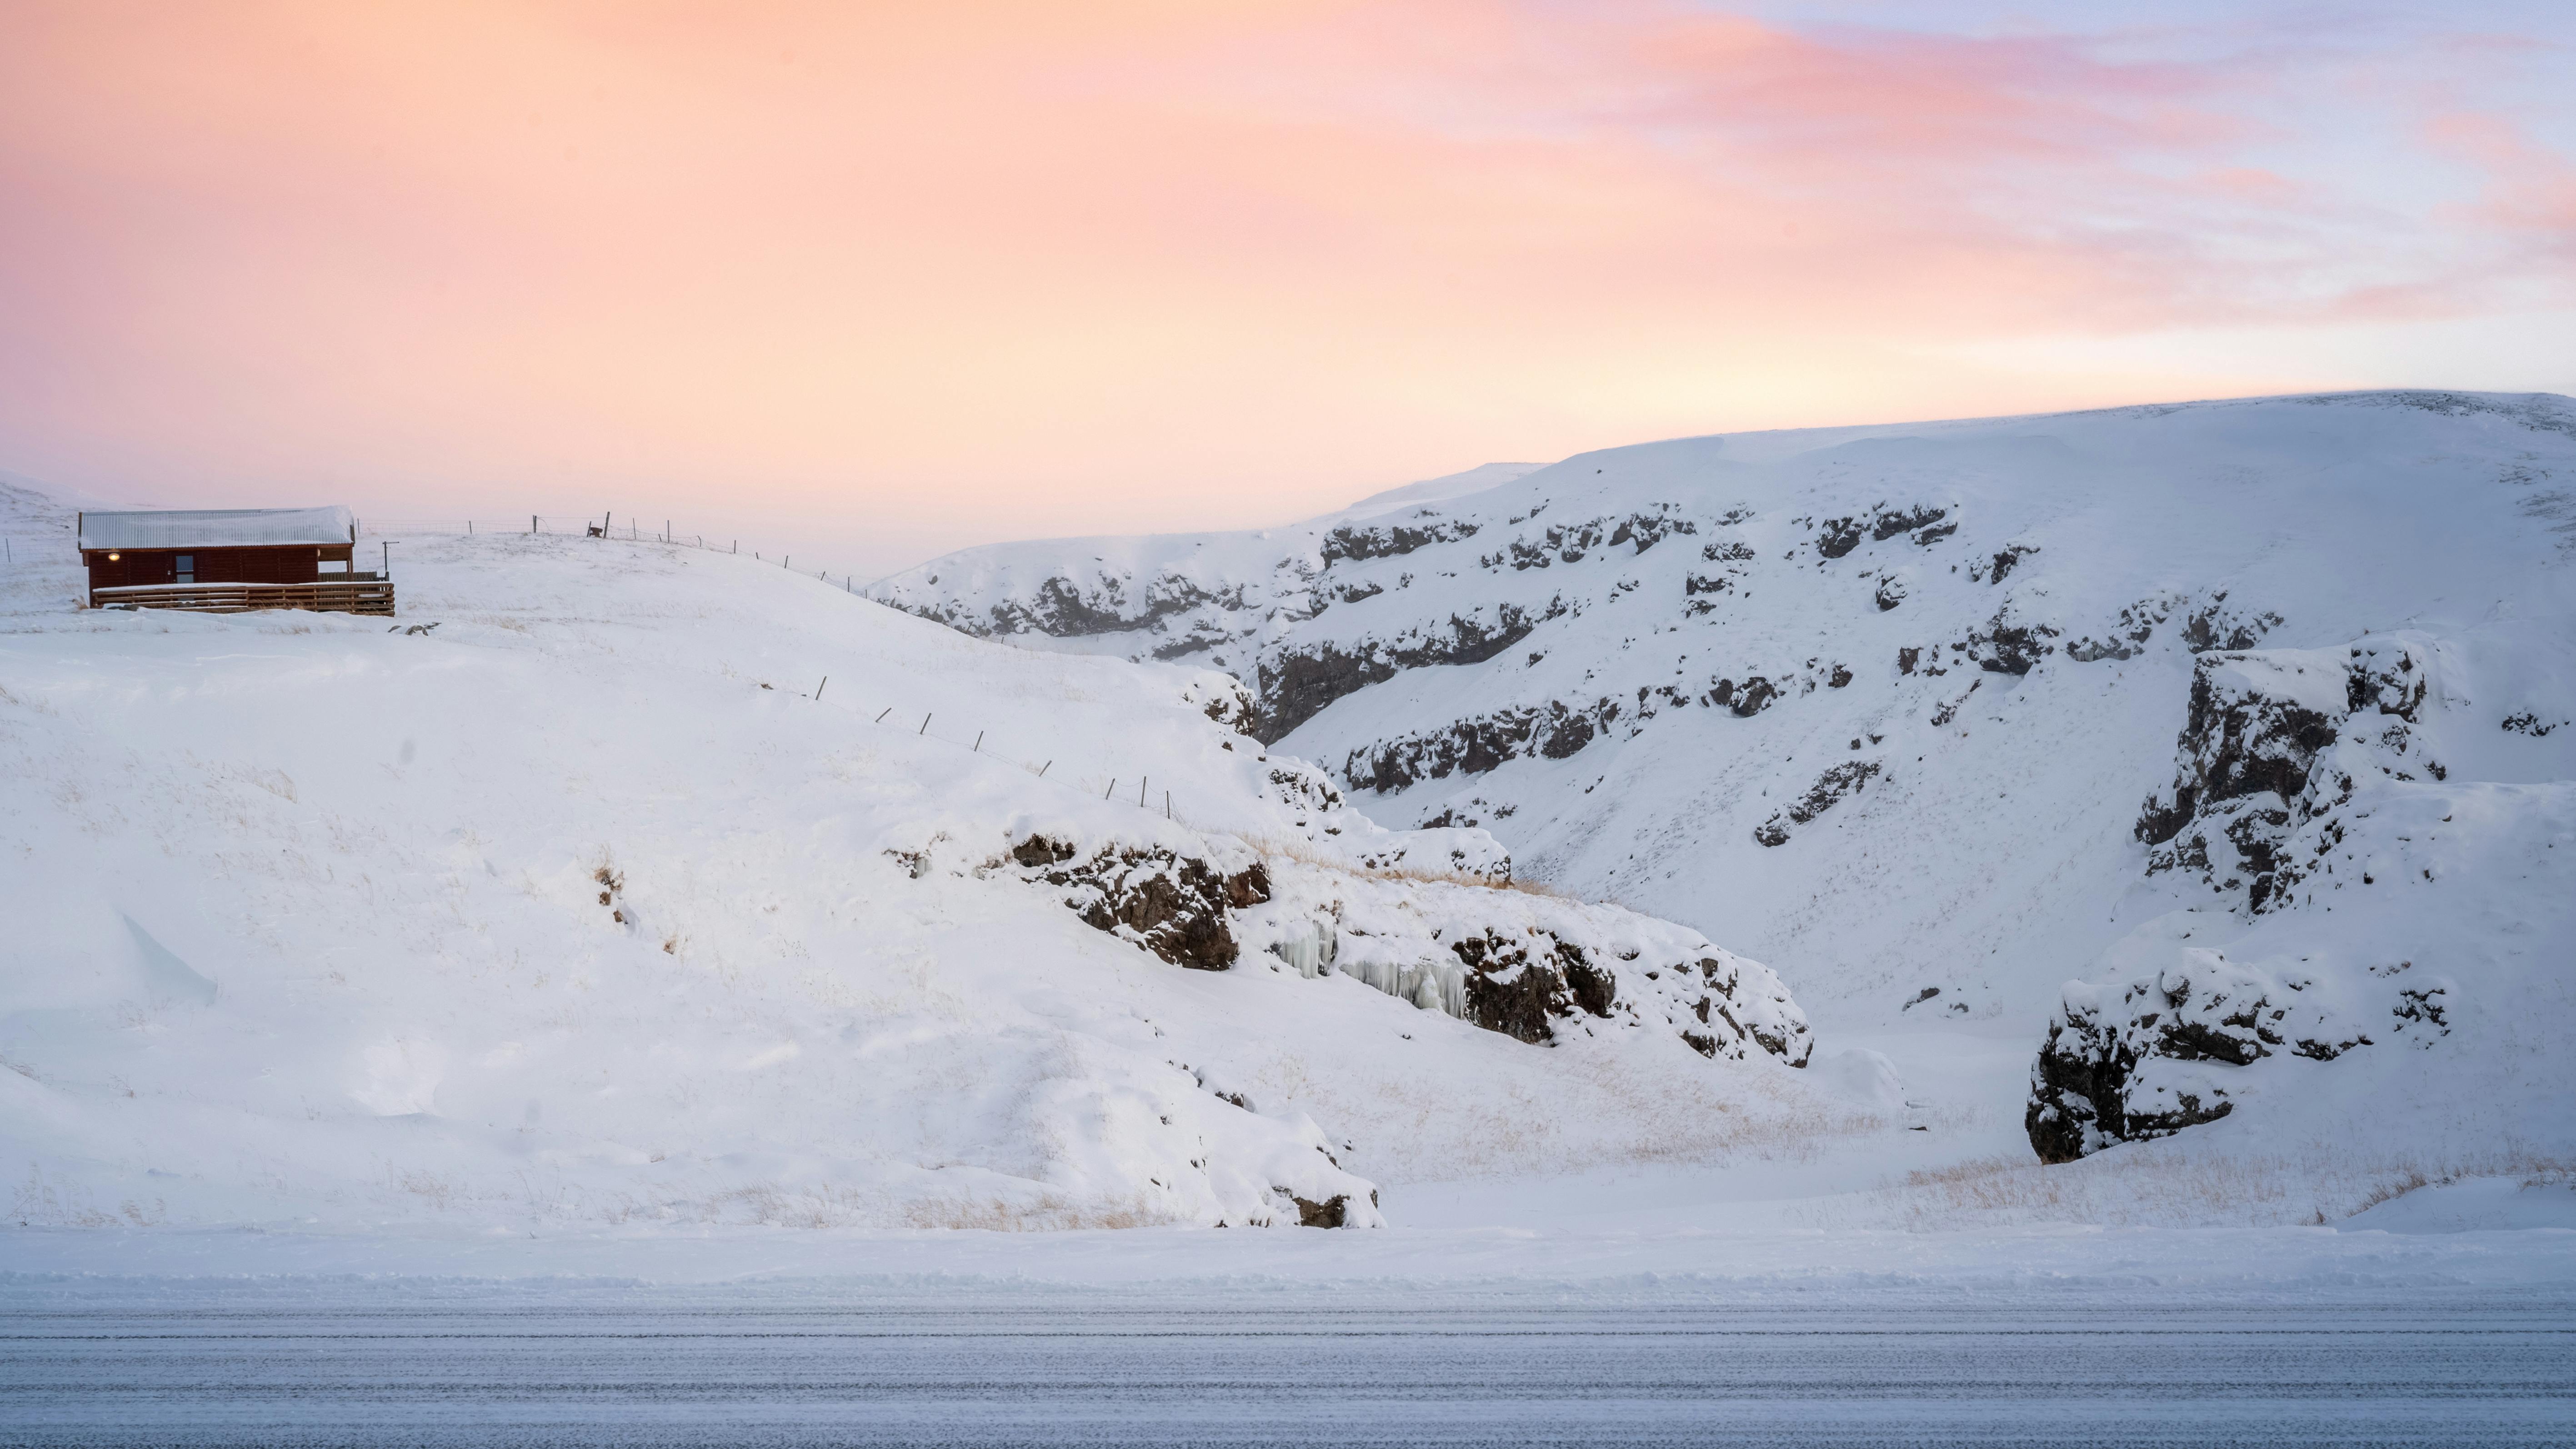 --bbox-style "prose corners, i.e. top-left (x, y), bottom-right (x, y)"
top-left (0, 480), bottom-right (1841, 1234)
top-left (873, 392), bottom-right (2576, 1163)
